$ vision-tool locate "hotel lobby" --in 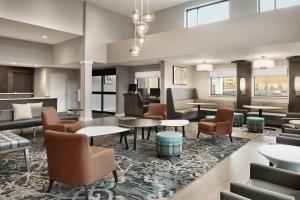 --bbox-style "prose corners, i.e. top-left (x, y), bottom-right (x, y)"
top-left (1, 0), bottom-right (300, 199)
